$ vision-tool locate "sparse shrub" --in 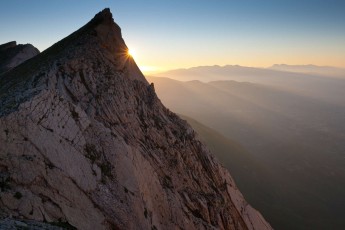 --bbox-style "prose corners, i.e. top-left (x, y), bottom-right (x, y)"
top-left (46, 161), bottom-right (55, 169)
top-left (84, 144), bottom-right (113, 183)
top-left (84, 144), bottom-right (100, 163)
top-left (191, 209), bottom-right (203, 219)
top-left (71, 109), bottom-right (79, 121)
top-left (0, 177), bottom-right (11, 191)
top-left (144, 208), bottom-right (148, 219)
top-left (100, 162), bottom-right (112, 178)
top-left (162, 175), bottom-right (174, 189)
top-left (14, 191), bottom-right (22, 199)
